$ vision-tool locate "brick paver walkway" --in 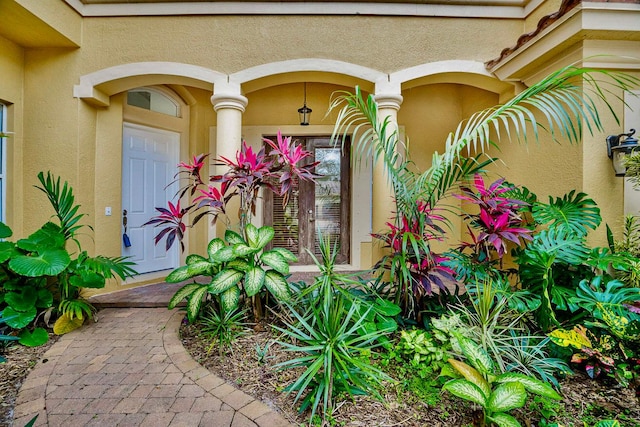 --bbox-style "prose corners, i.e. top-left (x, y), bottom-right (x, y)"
top-left (12, 308), bottom-right (292, 427)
